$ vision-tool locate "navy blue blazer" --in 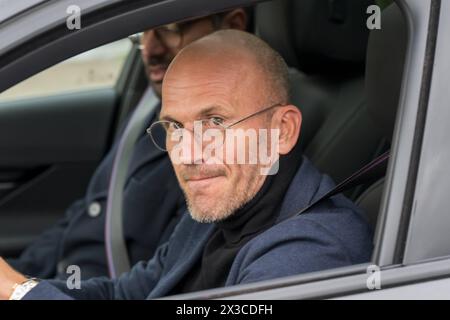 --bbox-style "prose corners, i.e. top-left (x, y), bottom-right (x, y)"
top-left (24, 157), bottom-right (373, 299)
top-left (8, 99), bottom-right (186, 280)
